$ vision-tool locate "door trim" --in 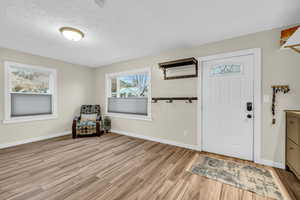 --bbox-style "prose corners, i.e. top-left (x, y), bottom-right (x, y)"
top-left (197, 48), bottom-right (262, 163)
